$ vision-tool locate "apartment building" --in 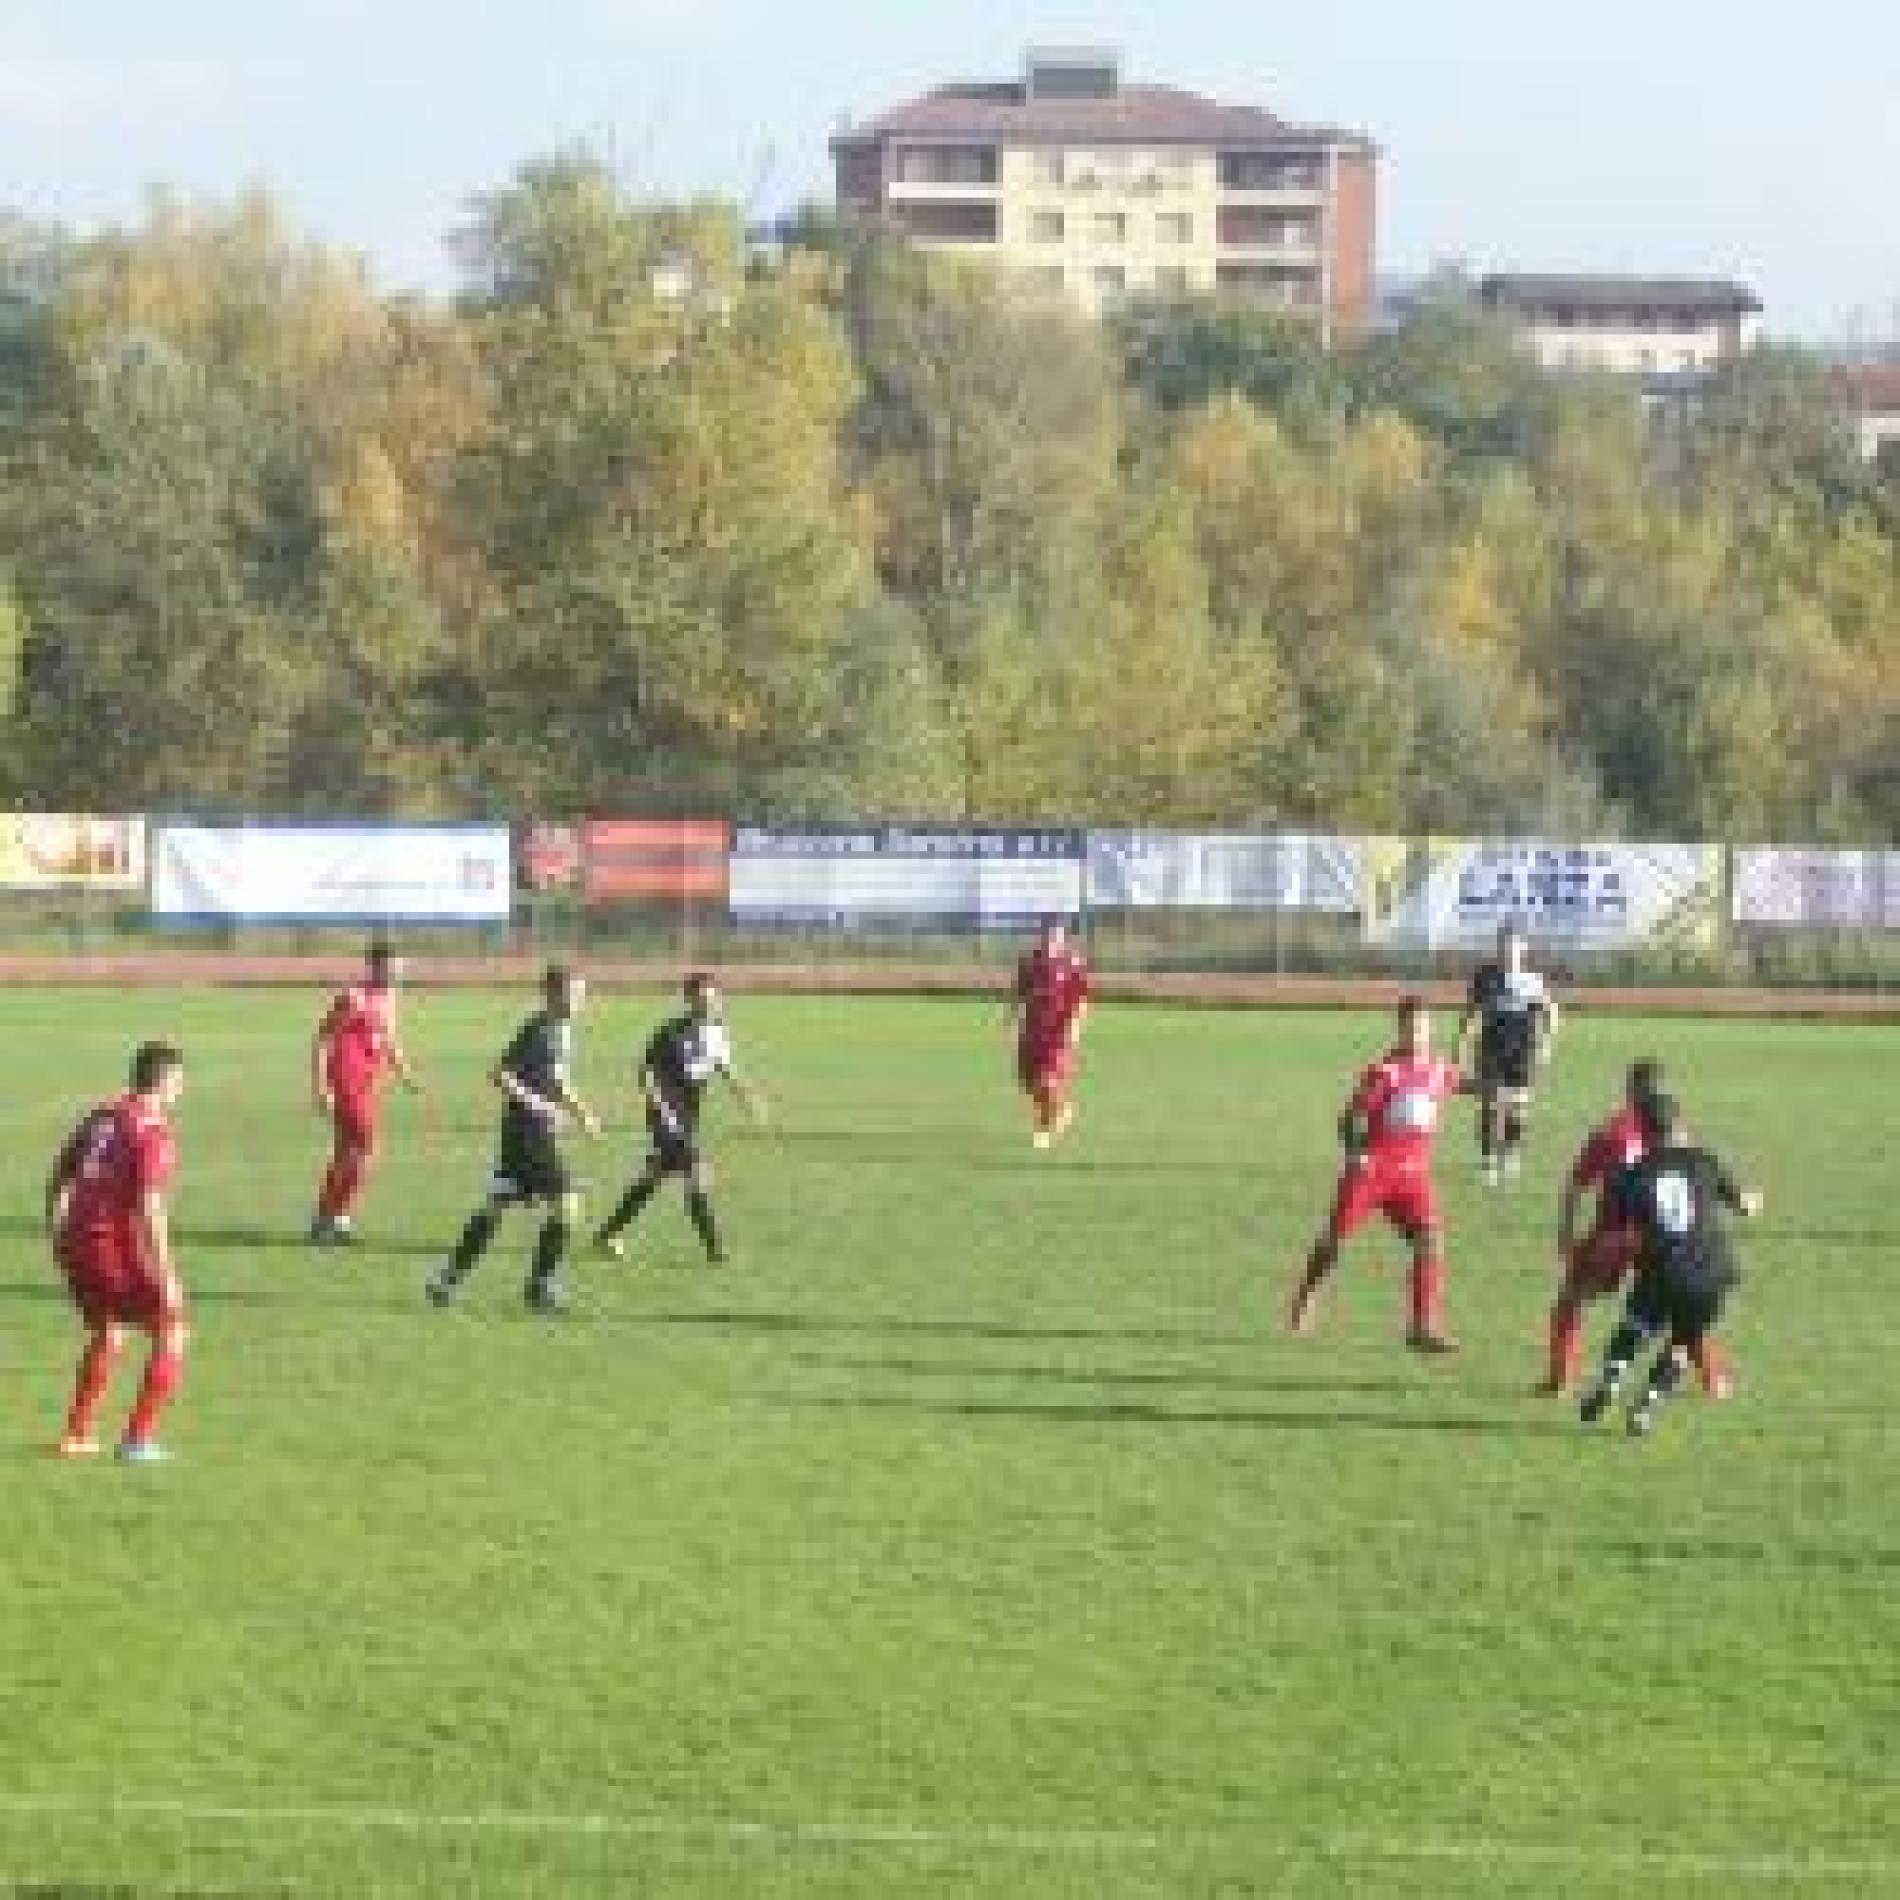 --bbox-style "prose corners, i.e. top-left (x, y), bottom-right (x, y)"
top-left (831, 48), bottom-right (1377, 336)
top-left (1479, 274), bottom-right (1763, 379)
top-left (1833, 364), bottom-right (1900, 462)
